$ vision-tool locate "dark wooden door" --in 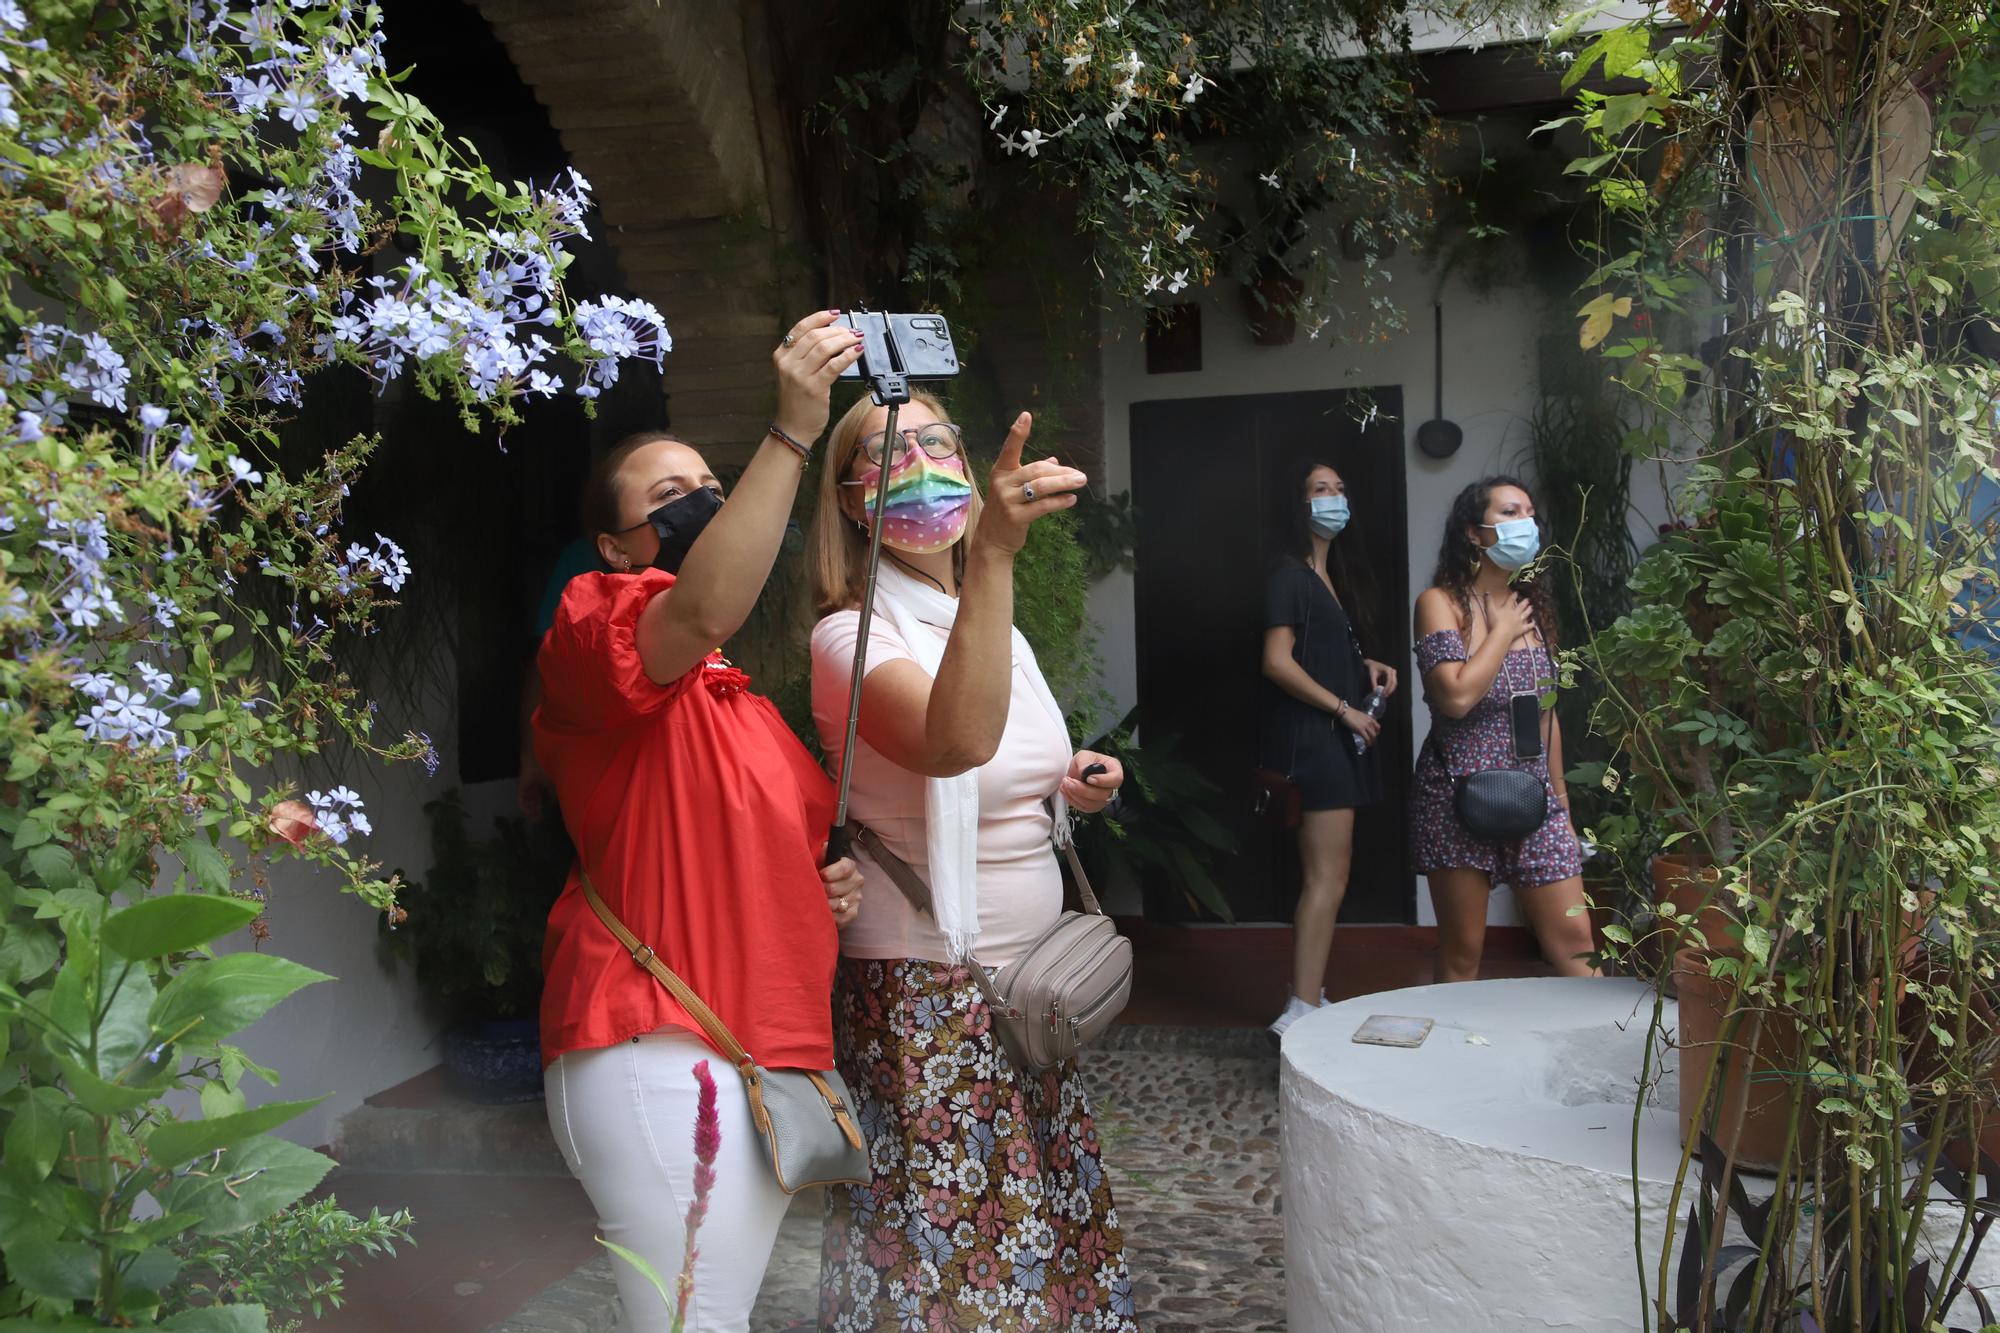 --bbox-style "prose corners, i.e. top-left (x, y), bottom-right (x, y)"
top-left (1131, 389), bottom-right (1413, 923)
